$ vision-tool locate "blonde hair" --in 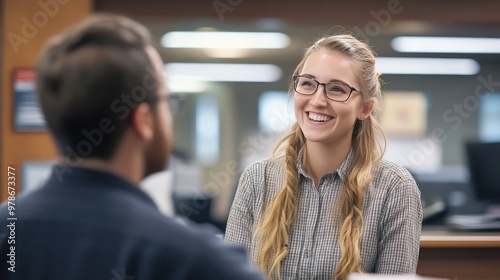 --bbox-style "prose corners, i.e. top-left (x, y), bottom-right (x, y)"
top-left (254, 34), bottom-right (386, 280)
